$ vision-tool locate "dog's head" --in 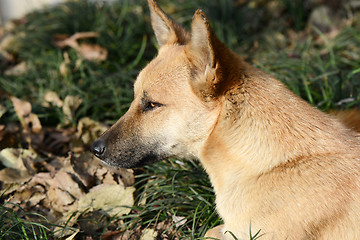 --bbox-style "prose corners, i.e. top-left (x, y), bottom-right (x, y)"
top-left (91, 0), bottom-right (240, 168)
